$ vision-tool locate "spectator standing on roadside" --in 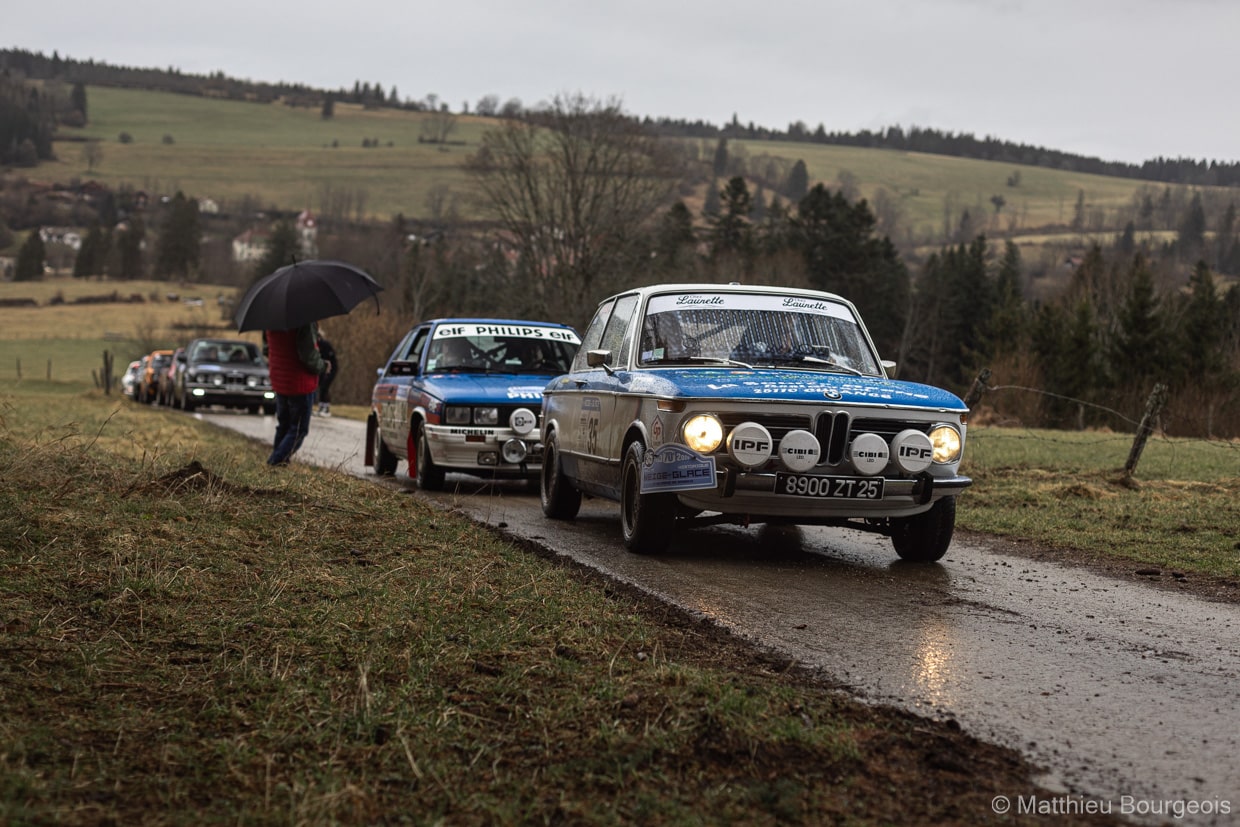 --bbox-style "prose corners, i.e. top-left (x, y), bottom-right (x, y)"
top-left (264, 322), bottom-right (329, 466)
top-left (315, 332), bottom-right (339, 417)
